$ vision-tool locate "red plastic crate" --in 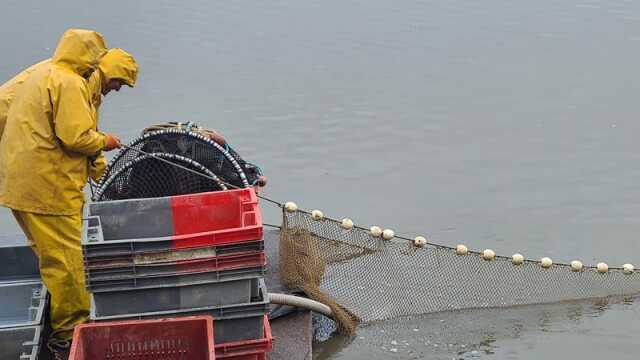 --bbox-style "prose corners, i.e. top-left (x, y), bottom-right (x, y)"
top-left (215, 315), bottom-right (272, 359)
top-left (170, 188), bottom-right (263, 248)
top-left (69, 316), bottom-right (215, 360)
